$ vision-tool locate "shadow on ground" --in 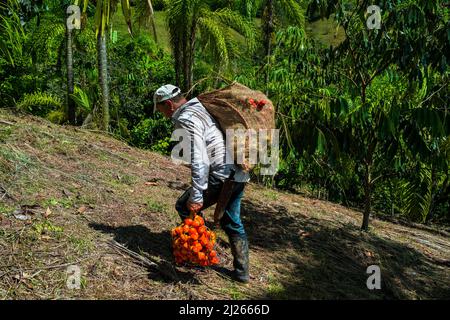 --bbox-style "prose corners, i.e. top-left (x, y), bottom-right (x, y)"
top-left (89, 222), bottom-right (202, 284)
top-left (241, 198), bottom-right (450, 299)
